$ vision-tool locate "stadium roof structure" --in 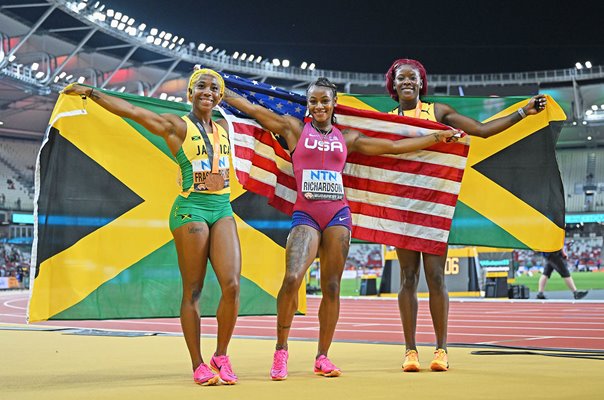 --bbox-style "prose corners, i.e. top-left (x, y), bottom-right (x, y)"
top-left (1, 0), bottom-right (603, 148)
